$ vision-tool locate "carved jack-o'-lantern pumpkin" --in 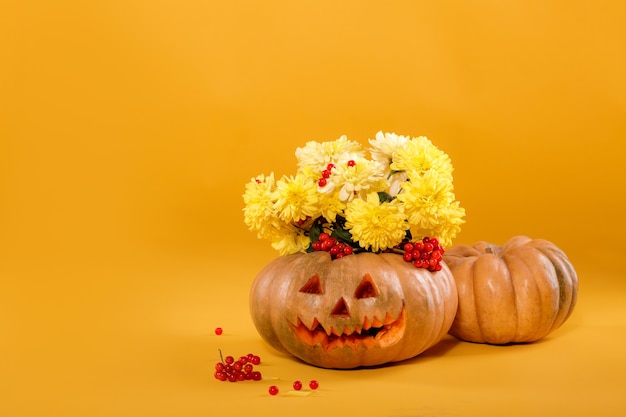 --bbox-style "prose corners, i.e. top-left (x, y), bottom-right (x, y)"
top-left (249, 251), bottom-right (458, 369)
